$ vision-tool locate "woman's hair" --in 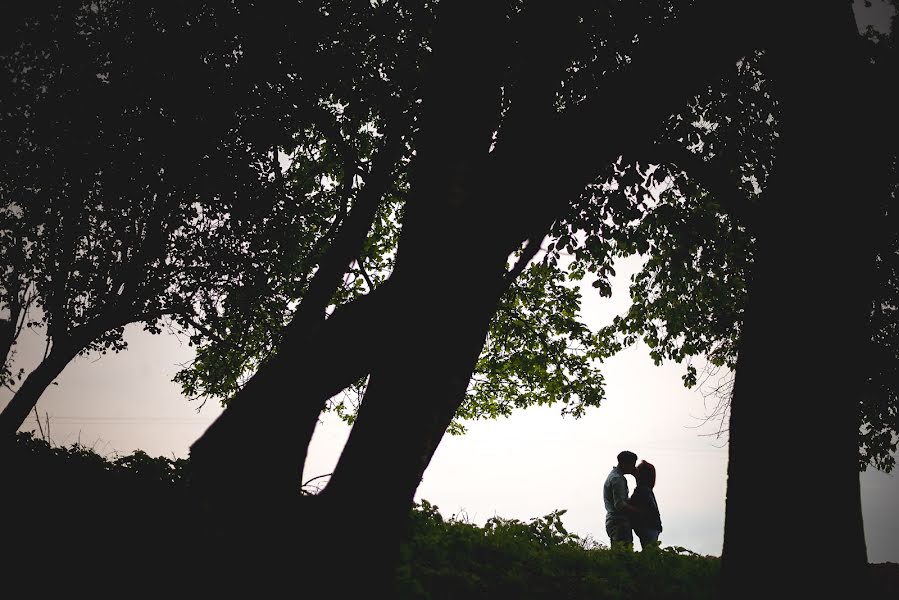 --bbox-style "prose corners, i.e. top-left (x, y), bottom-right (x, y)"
top-left (636, 460), bottom-right (656, 488)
